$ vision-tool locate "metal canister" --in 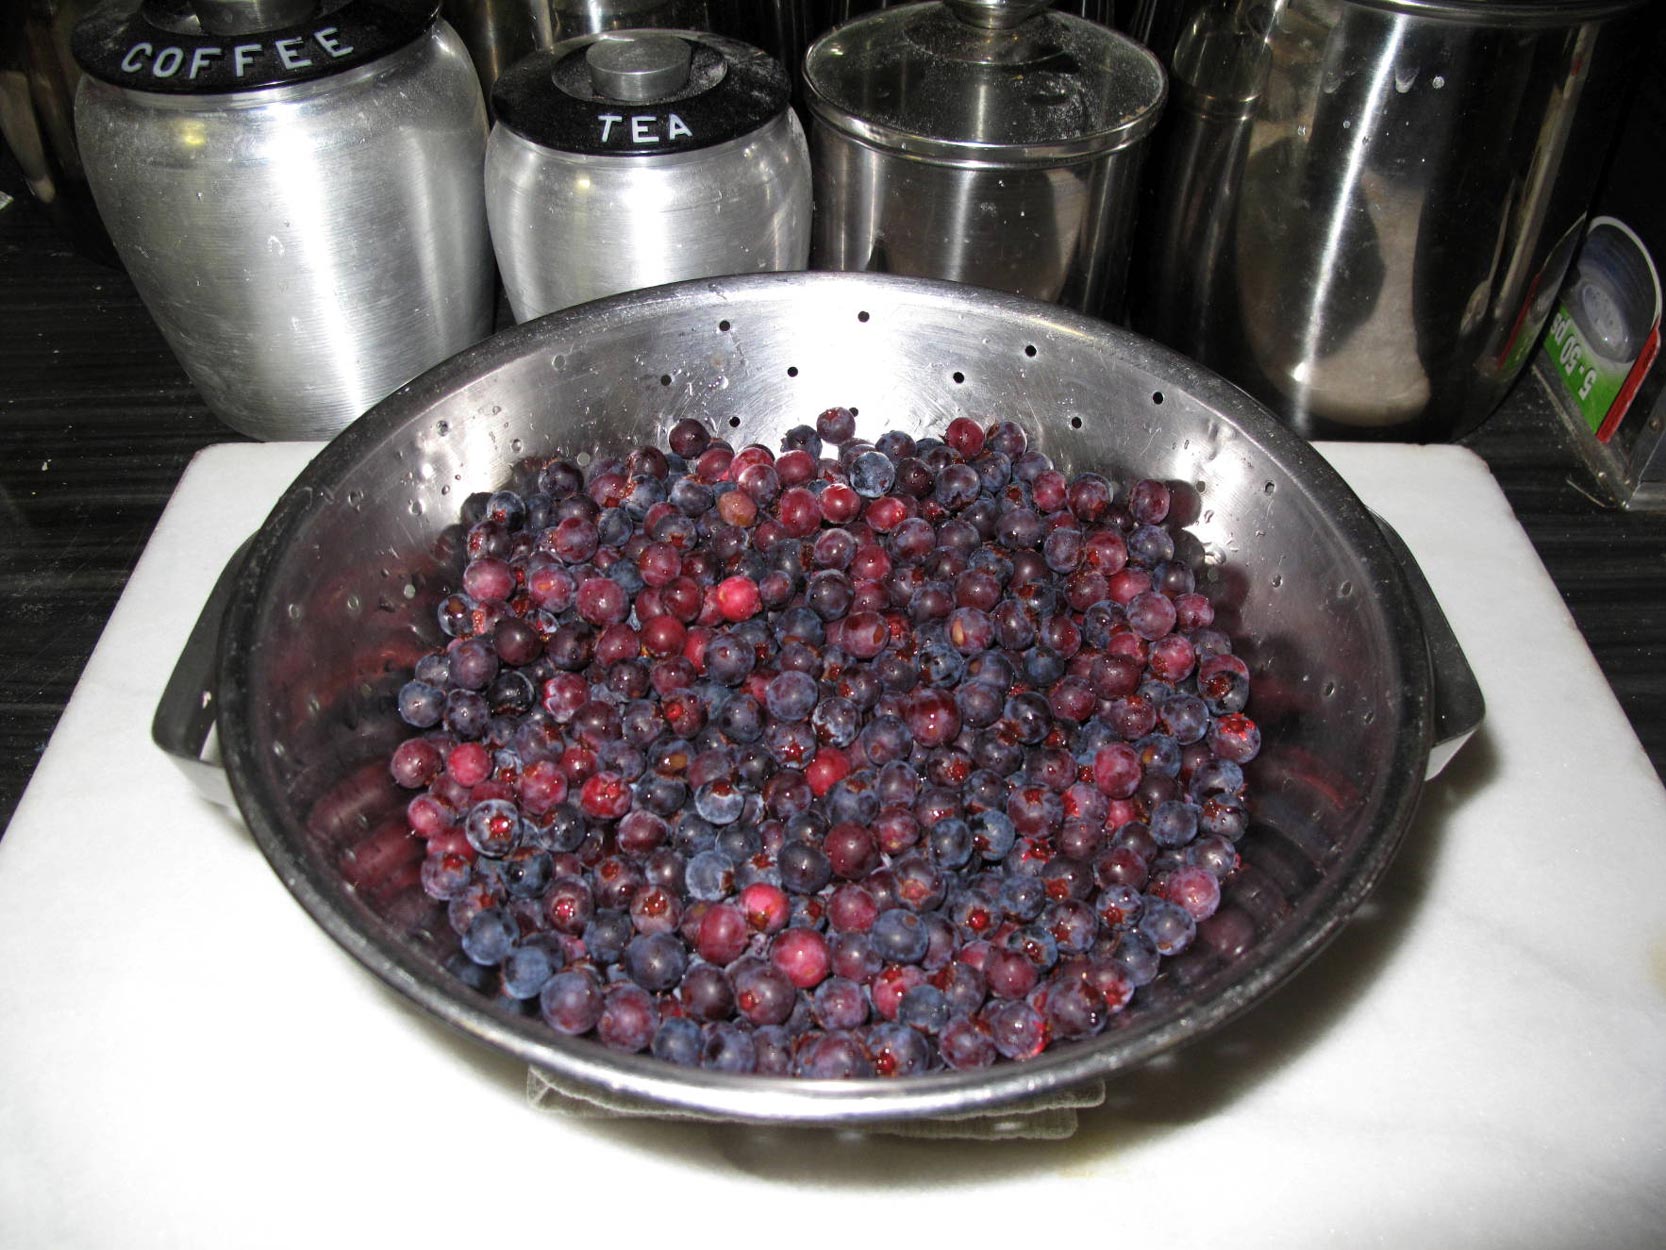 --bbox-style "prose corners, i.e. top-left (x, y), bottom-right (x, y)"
top-left (484, 28), bottom-right (811, 322)
top-left (801, 0), bottom-right (1166, 320)
top-left (439, 0), bottom-right (557, 103)
top-left (549, 0), bottom-right (710, 36)
top-left (1135, 0), bottom-right (1650, 441)
top-left (72, 0), bottom-right (495, 441)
